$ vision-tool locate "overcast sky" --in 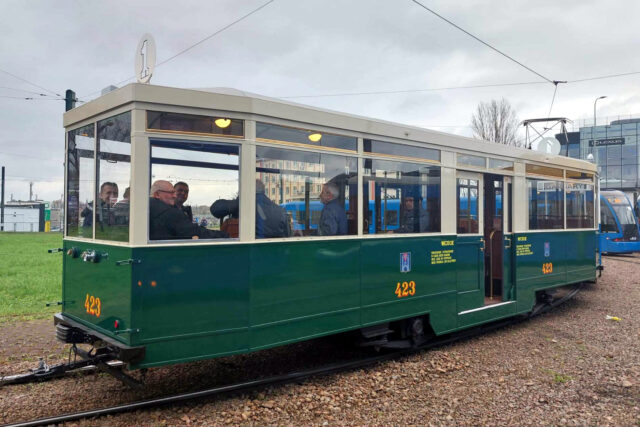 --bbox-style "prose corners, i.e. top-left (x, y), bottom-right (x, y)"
top-left (2, 0), bottom-right (640, 202)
